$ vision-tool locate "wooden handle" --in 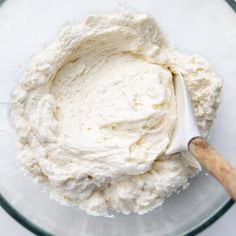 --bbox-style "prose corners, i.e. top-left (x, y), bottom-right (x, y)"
top-left (189, 137), bottom-right (236, 201)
